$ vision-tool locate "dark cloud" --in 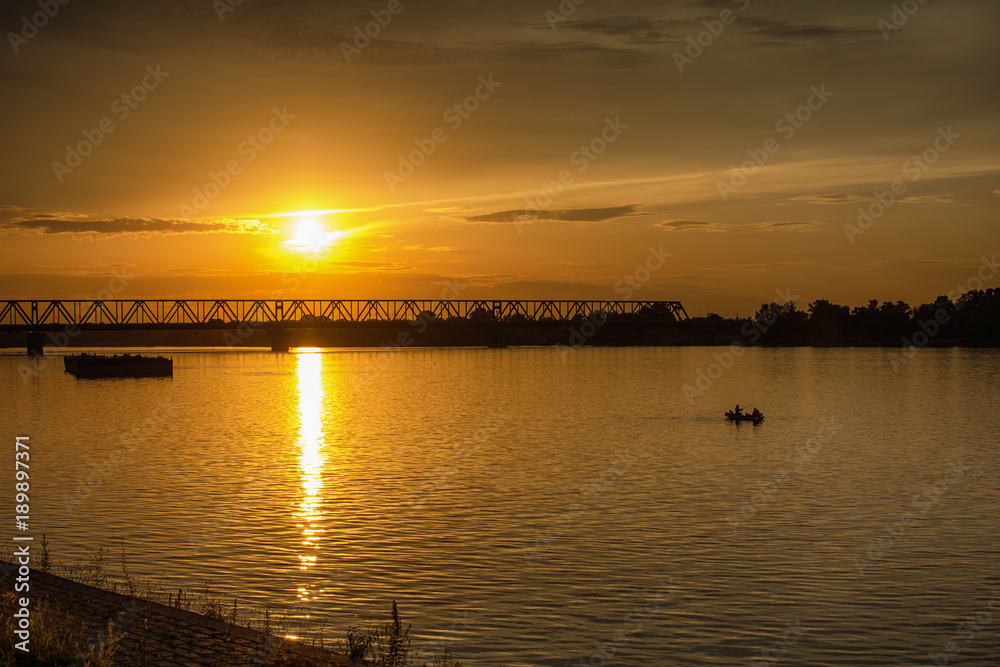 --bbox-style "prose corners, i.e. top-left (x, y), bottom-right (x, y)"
top-left (528, 12), bottom-right (875, 47)
top-left (753, 220), bottom-right (823, 232)
top-left (467, 205), bottom-right (640, 223)
top-left (658, 219), bottom-right (823, 232)
top-left (789, 194), bottom-right (868, 205)
top-left (6, 216), bottom-right (275, 236)
top-left (502, 41), bottom-right (652, 67)
top-left (525, 15), bottom-right (682, 44)
top-left (658, 220), bottom-right (727, 231)
top-left (738, 17), bottom-right (882, 45)
top-left (330, 261), bottom-right (412, 271)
